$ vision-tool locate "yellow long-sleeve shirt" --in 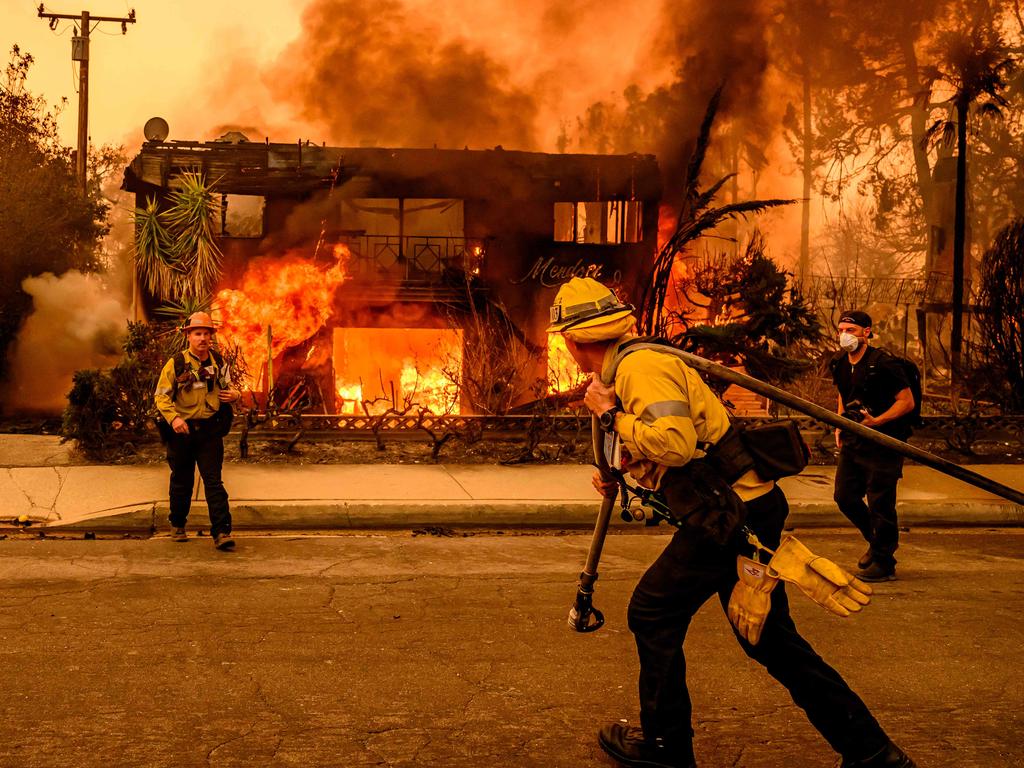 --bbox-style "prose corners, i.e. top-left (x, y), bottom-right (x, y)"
top-left (153, 349), bottom-right (228, 424)
top-left (601, 335), bottom-right (773, 502)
